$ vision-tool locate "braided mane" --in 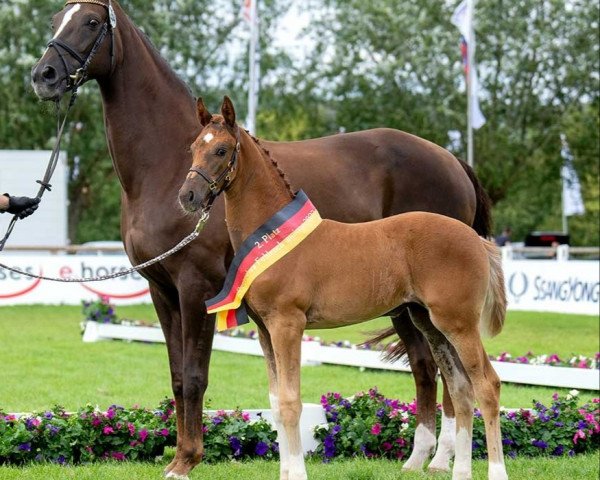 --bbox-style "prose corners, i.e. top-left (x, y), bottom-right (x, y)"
top-left (247, 131), bottom-right (294, 200)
